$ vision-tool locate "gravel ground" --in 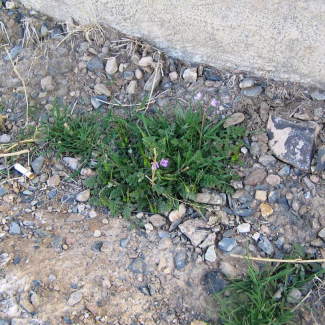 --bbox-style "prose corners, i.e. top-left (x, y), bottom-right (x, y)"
top-left (0, 1), bottom-right (325, 325)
